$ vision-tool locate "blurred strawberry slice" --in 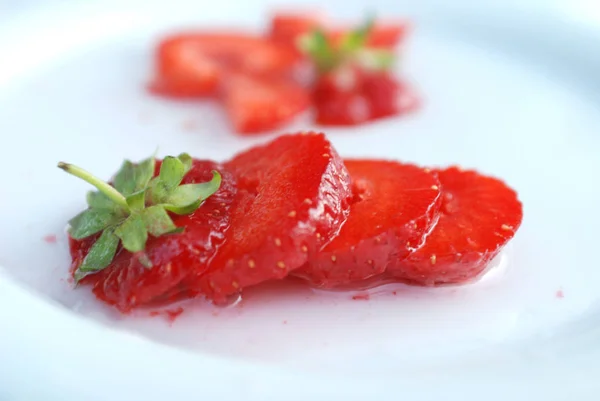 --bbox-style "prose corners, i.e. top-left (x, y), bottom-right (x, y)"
top-left (220, 72), bottom-right (310, 134)
top-left (149, 33), bottom-right (300, 98)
